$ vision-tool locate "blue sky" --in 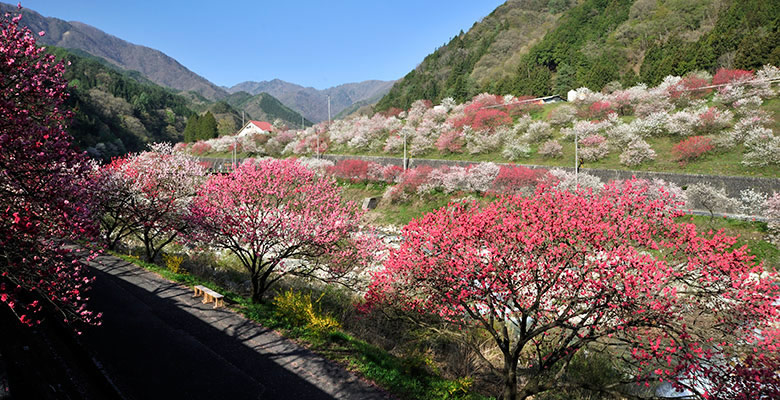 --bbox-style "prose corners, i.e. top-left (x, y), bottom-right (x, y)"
top-left (19, 1), bottom-right (505, 89)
